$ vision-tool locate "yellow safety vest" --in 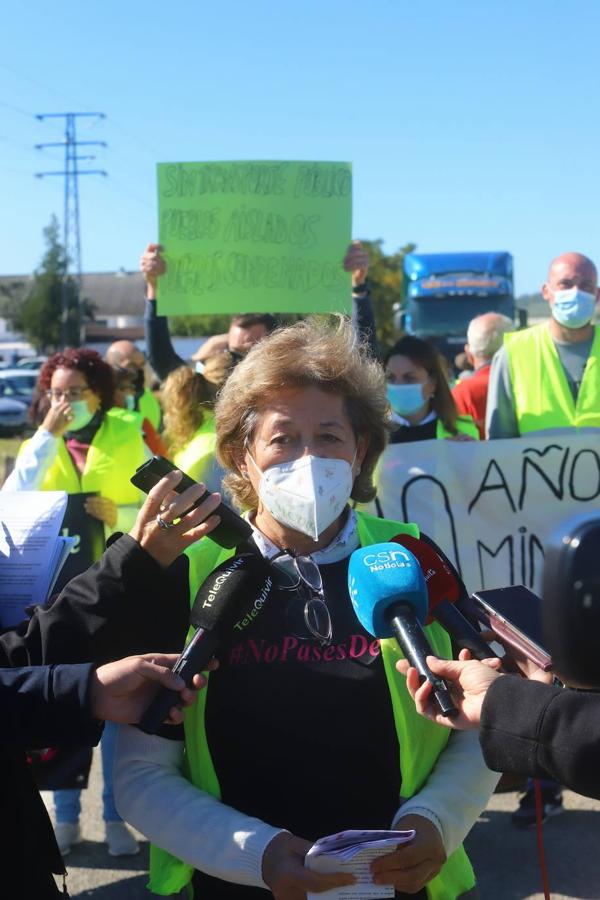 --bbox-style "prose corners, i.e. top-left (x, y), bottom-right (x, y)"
top-left (505, 323), bottom-right (600, 434)
top-left (172, 413), bottom-right (217, 483)
top-left (149, 511), bottom-right (475, 900)
top-left (20, 408), bottom-right (145, 506)
top-left (139, 387), bottom-right (162, 431)
top-left (436, 415), bottom-right (479, 440)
